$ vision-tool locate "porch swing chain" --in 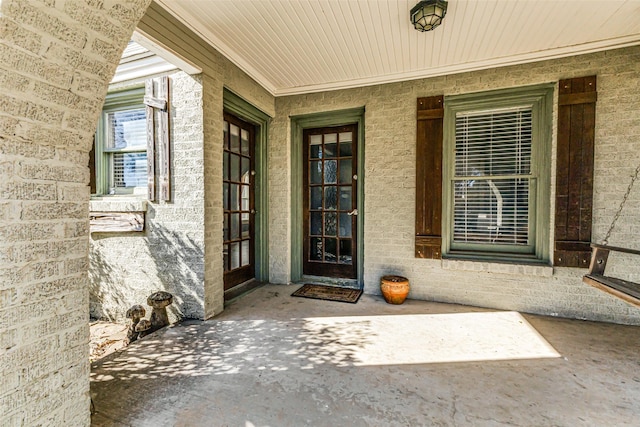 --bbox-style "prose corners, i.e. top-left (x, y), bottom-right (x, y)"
top-left (602, 164), bottom-right (640, 246)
